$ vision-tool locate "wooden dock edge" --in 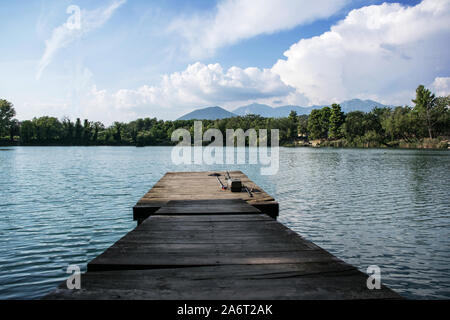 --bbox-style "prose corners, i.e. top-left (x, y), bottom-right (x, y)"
top-left (133, 200), bottom-right (279, 224)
